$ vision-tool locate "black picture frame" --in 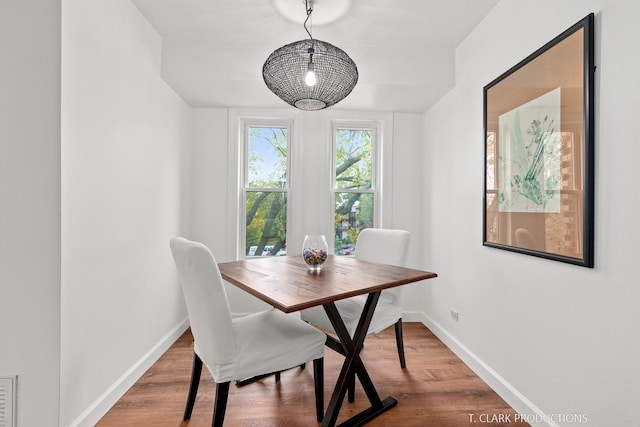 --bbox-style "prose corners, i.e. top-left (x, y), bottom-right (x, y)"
top-left (483, 14), bottom-right (595, 267)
